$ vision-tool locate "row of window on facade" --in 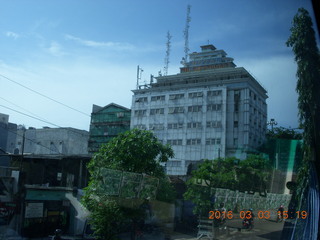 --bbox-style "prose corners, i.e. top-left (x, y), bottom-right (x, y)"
top-left (166, 138), bottom-right (221, 146)
top-left (135, 90), bottom-right (222, 103)
top-left (134, 104), bottom-right (222, 116)
top-left (249, 90), bottom-right (267, 108)
top-left (134, 121), bottom-right (222, 130)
